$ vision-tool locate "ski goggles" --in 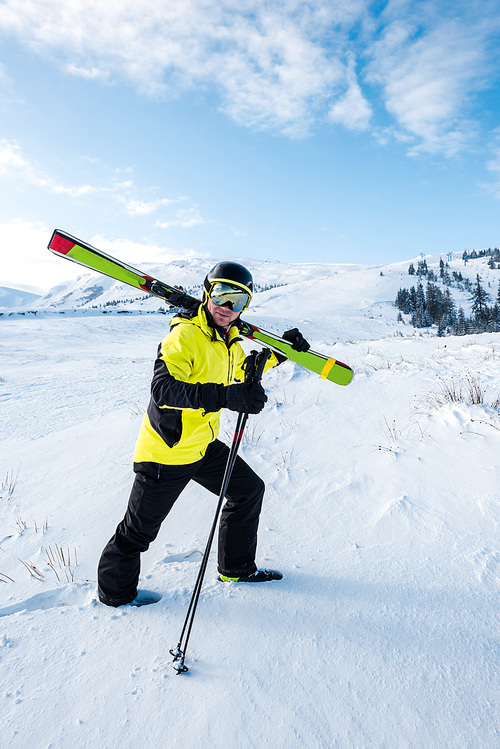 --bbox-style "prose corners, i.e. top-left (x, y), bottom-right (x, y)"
top-left (207, 281), bottom-right (251, 312)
